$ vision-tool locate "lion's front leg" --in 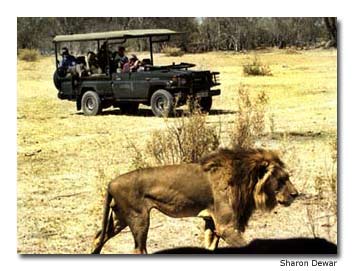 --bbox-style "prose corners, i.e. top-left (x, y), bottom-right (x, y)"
top-left (216, 226), bottom-right (247, 248)
top-left (204, 218), bottom-right (220, 250)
